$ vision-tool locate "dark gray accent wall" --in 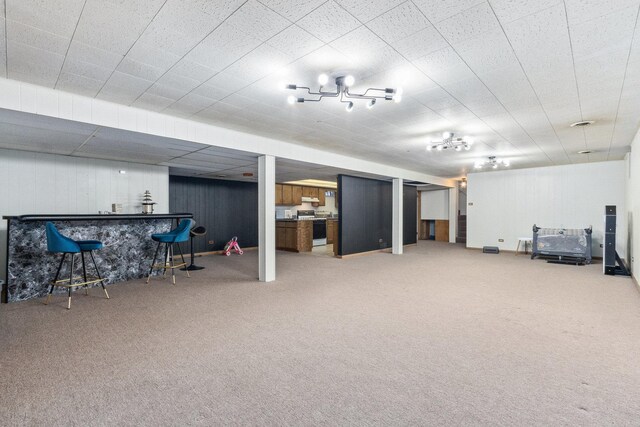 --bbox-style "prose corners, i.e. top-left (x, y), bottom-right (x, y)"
top-left (169, 176), bottom-right (258, 252)
top-left (338, 175), bottom-right (393, 256)
top-left (404, 185), bottom-right (417, 245)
